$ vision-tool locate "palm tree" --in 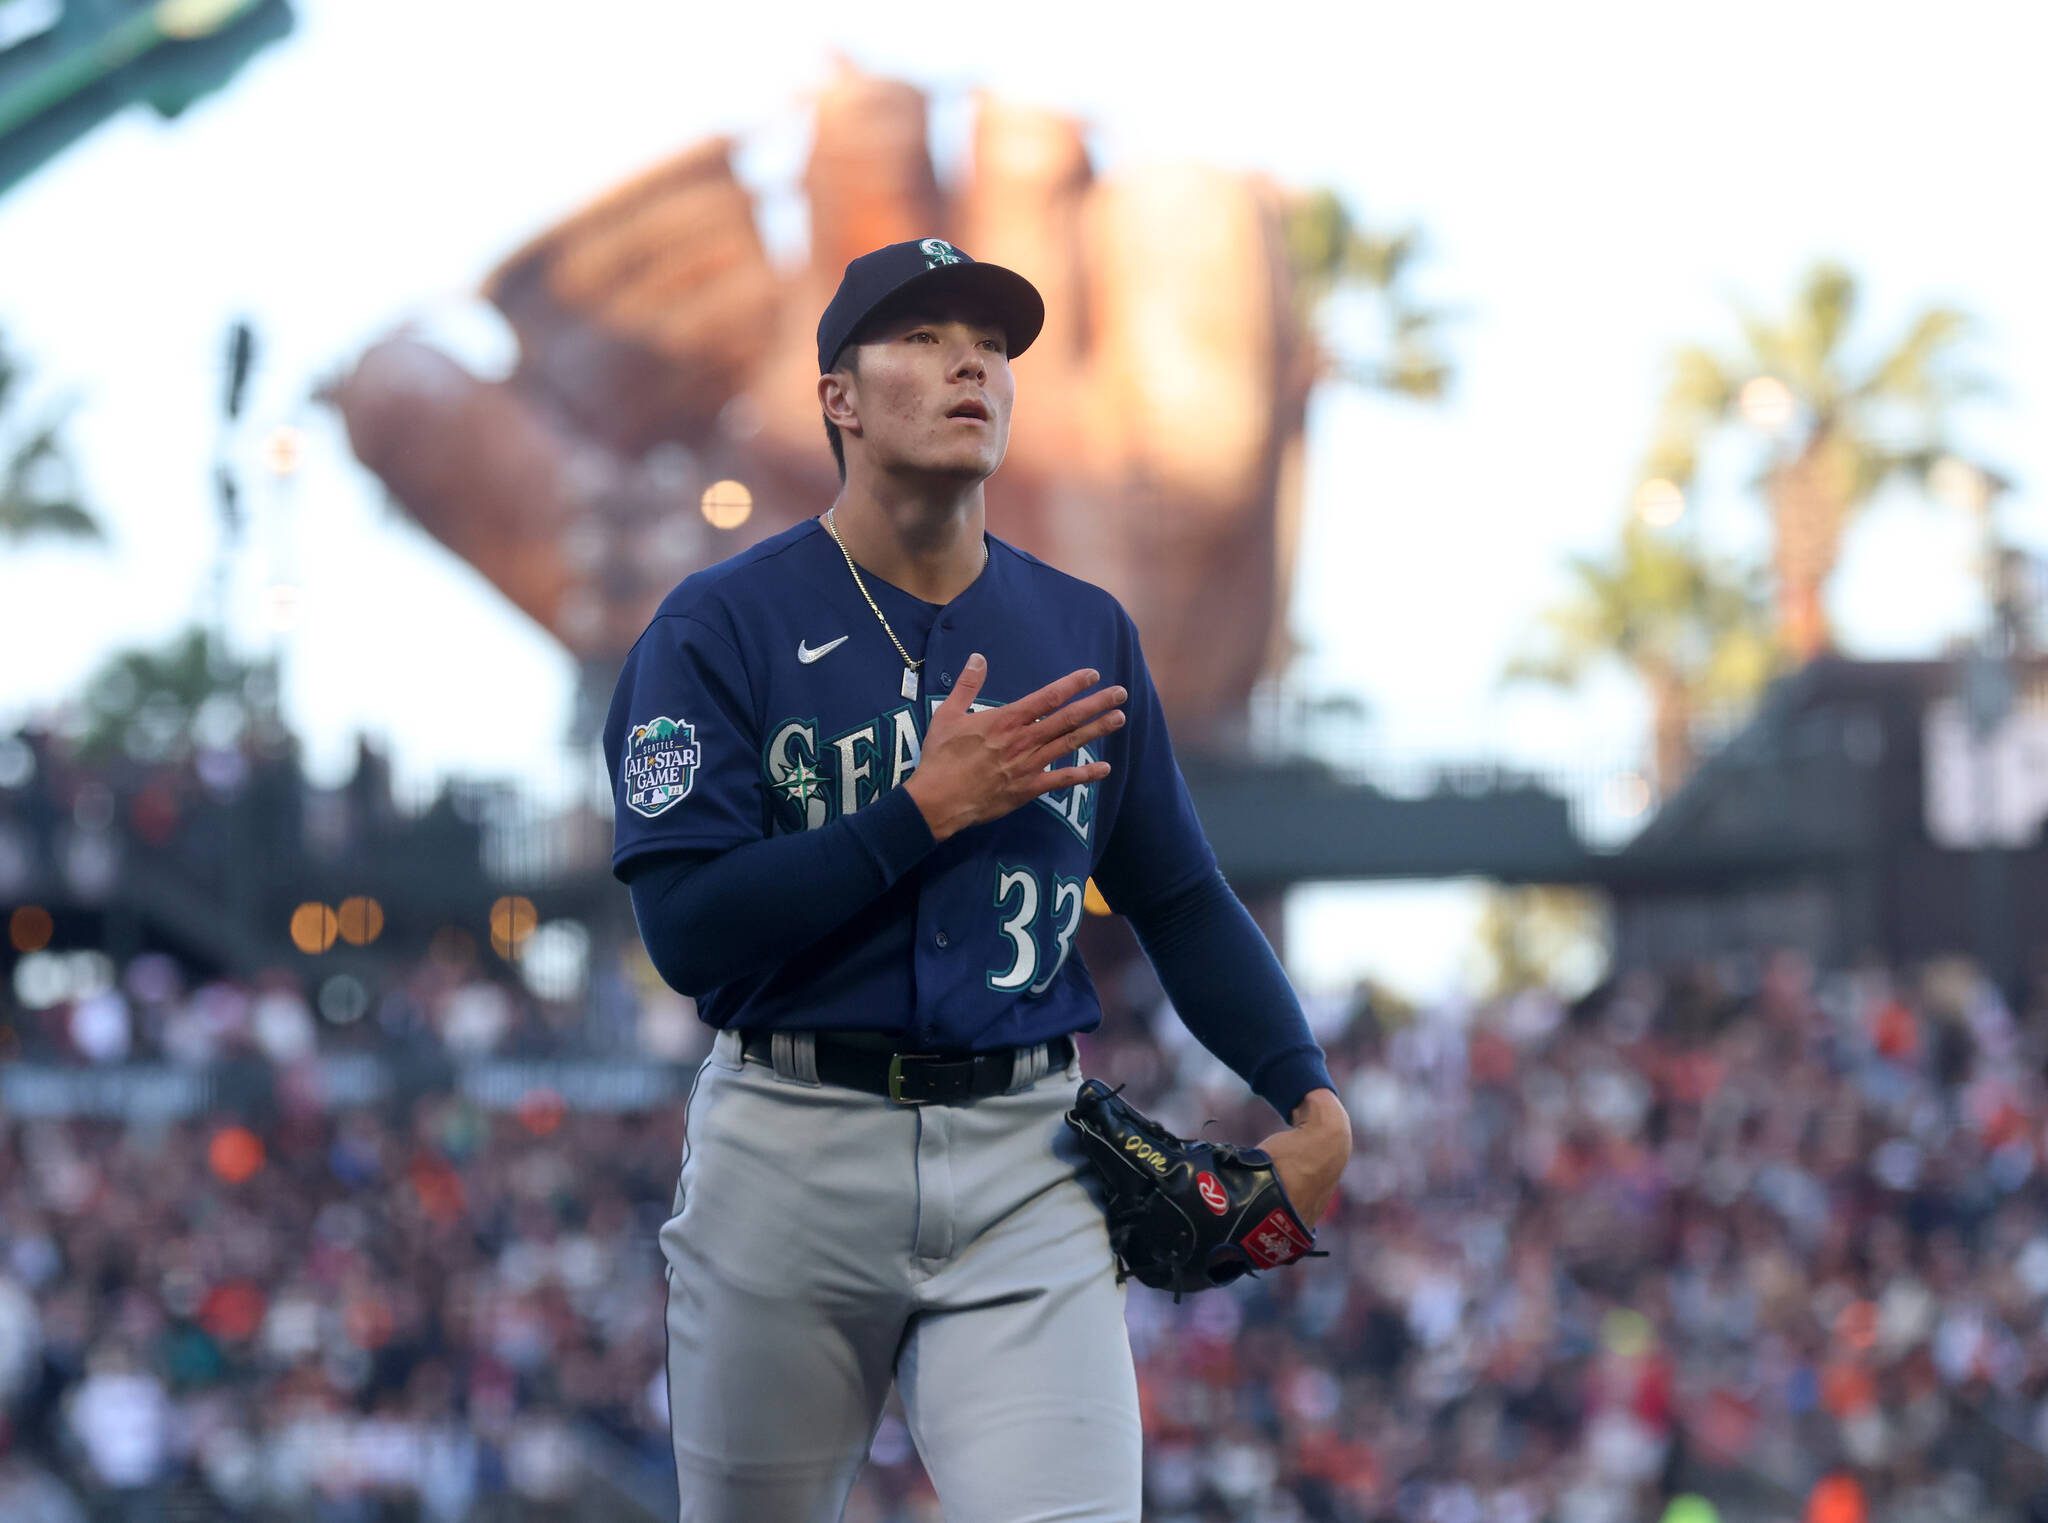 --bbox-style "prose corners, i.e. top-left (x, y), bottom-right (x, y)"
top-left (1474, 884), bottom-right (1608, 999)
top-left (0, 329), bottom-right (102, 543)
top-left (1283, 188), bottom-right (1454, 400)
top-left (76, 625), bottom-right (280, 763)
top-left (1641, 262), bottom-right (1988, 662)
top-left (1507, 516), bottom-right (1774, 794)
top-left (1270, 190), bottom-right (1455, 678)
